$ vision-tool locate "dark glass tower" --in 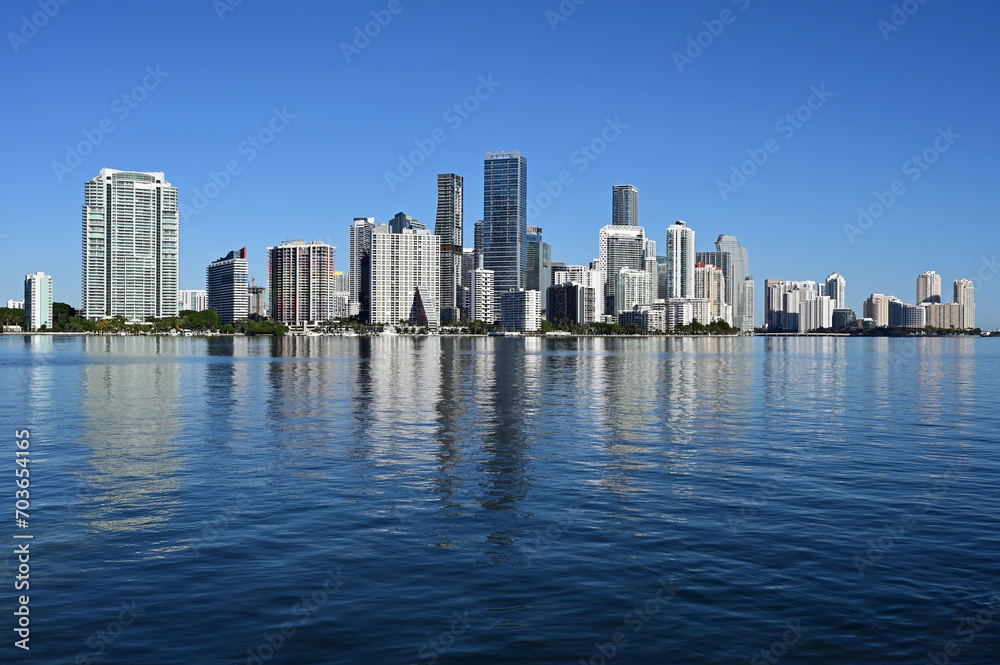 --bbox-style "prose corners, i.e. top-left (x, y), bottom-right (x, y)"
top-left (435, 173), bottom-right (464, 323)
top-left (612, 184), bottom-right (639, 226)
top-left (483, 151), bottom-right (527, 294)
